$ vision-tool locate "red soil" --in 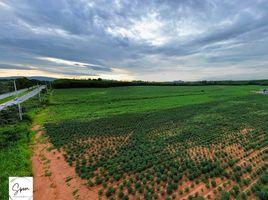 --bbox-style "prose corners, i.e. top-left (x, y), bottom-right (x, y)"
top-left (32, 125), bottom-right (99, 200)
